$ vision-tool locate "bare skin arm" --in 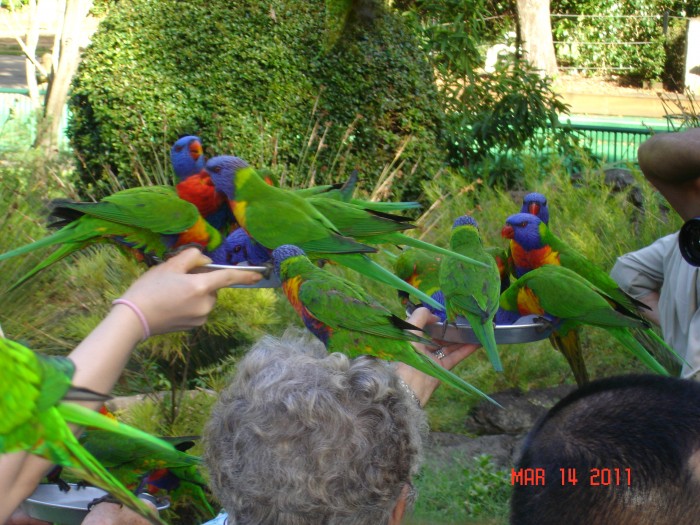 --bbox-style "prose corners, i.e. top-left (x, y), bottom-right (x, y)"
top-left (396, 307), bottom-right (480, 407)
top-left (0, 248), bottom-right (262, 523)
